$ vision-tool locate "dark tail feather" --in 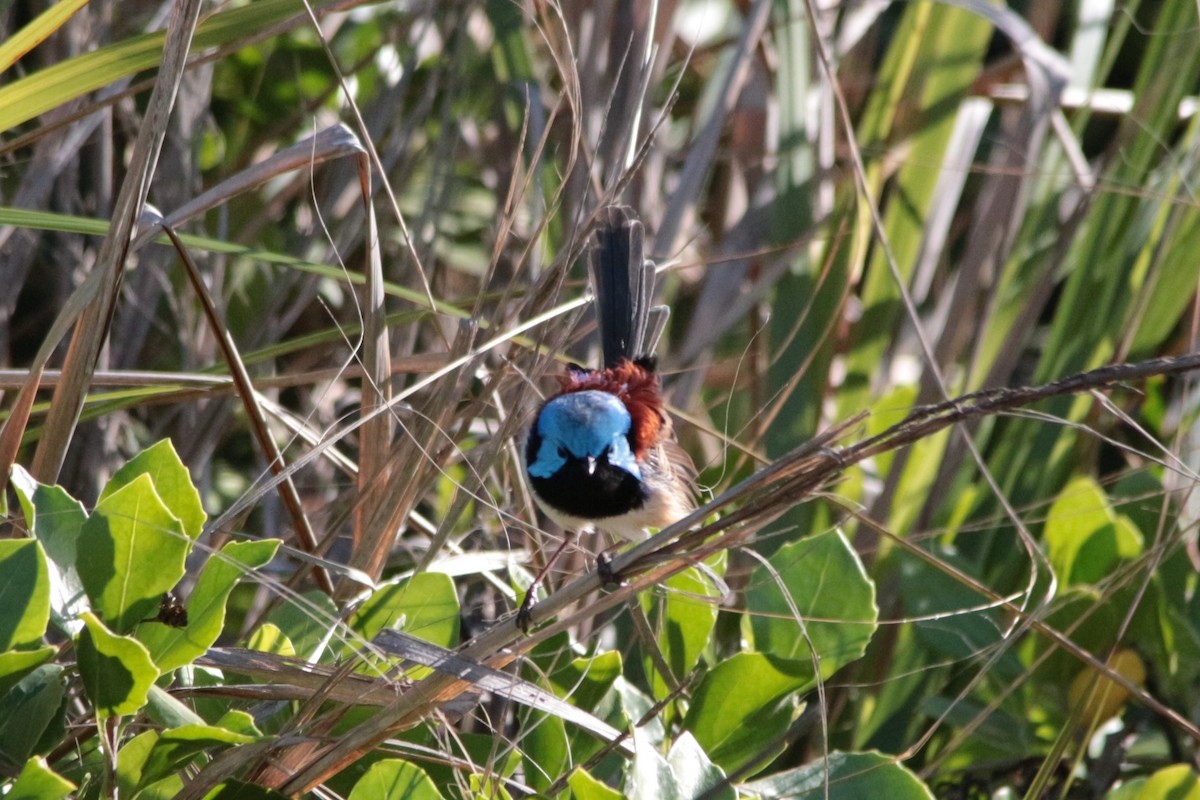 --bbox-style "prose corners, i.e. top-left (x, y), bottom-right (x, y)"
top-left (591, 206), bottom-right (669, 368)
